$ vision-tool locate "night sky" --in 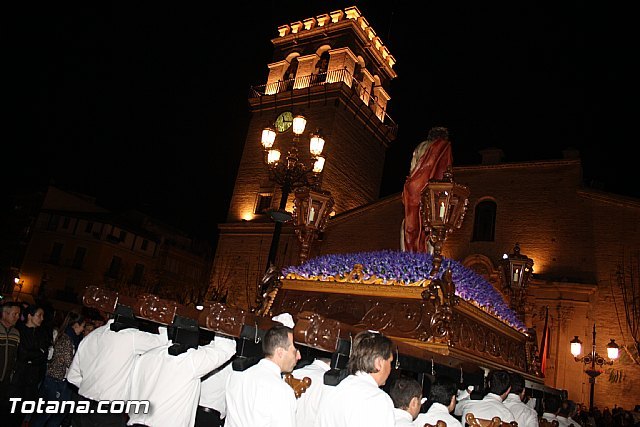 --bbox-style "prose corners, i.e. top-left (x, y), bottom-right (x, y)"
top-left (6, 1), bottom-right (637, 246)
